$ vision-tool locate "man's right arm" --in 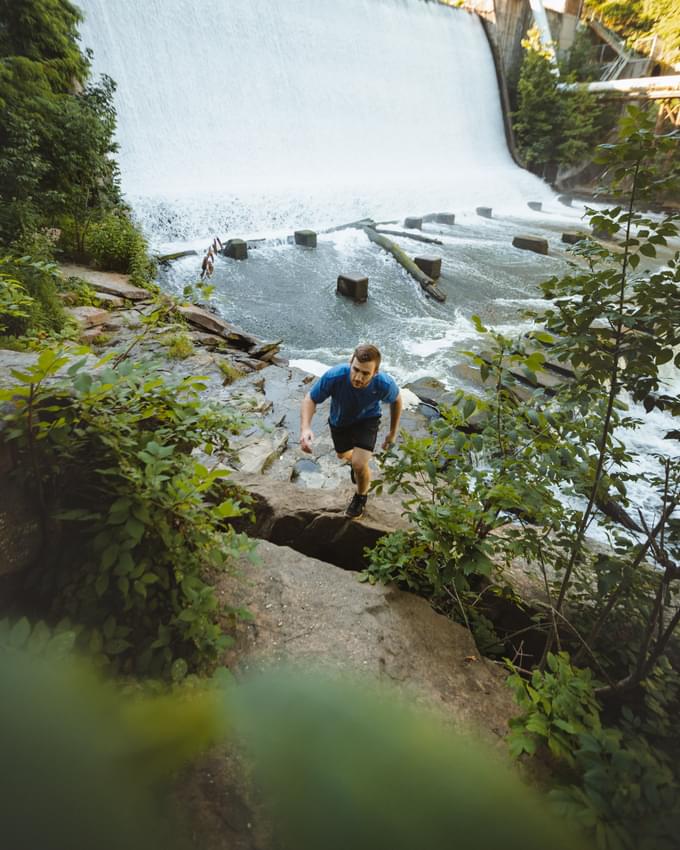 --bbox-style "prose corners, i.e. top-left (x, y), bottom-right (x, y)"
top-left (300, 392), bottom-right (317, 453)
